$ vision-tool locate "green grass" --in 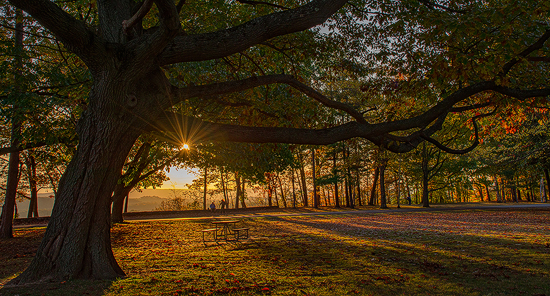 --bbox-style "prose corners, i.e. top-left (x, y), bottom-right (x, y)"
top-left (2, 208), bottom-right (550, 295)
